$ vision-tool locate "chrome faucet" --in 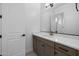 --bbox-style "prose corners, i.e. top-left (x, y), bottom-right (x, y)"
top-left (49, 14), bottom-right (53, 35)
